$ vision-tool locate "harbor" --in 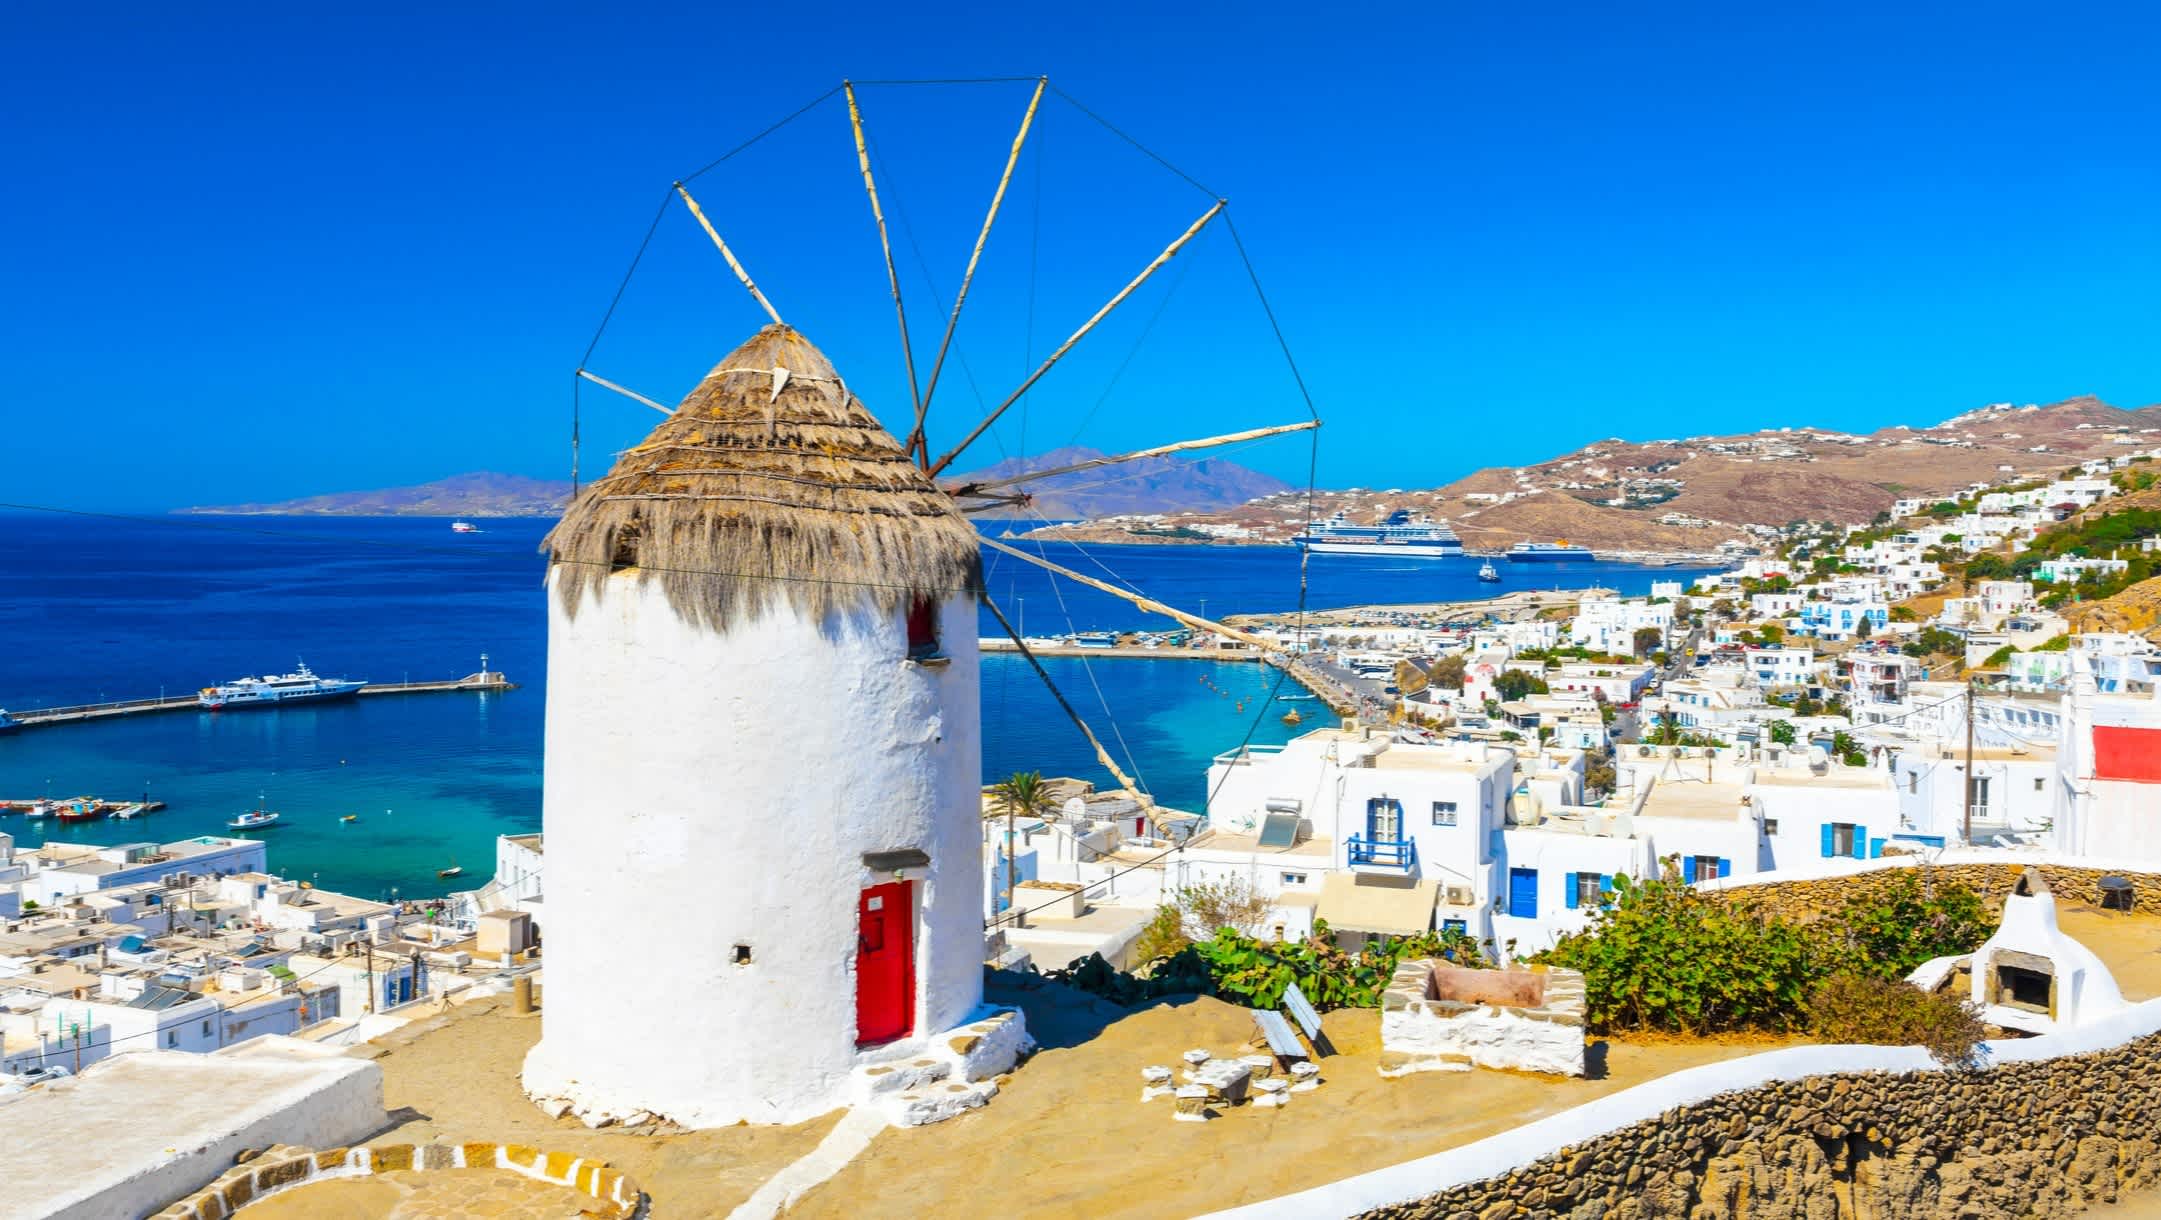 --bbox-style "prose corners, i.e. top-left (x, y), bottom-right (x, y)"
top-left (1, 668), bottom-right (516, 731)
top-left (0, 797), bottom-right (166, 820)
